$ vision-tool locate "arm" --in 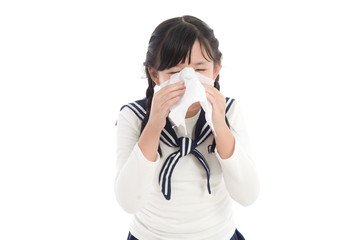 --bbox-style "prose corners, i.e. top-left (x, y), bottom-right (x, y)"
top-left (114, 82), bottom-right (186, 213)
top-left (114, 108), bottom-right (160, 214)
top-left (214, 100), bottom-right (260, 206)
top-left (202, 83), bottom-right (260, 206)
